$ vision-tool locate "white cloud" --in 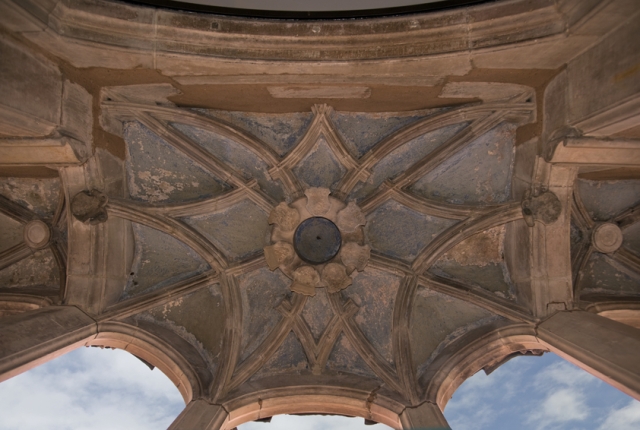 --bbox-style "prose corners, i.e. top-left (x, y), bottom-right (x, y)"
top-left (527, 388), bottom-right (589, 428)
top-left (598, 400), bottom-right (640, 430)
top-left (240, 414), bottom-right (391, 430)
top-left (0, 347), bottom-right (184, 430)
